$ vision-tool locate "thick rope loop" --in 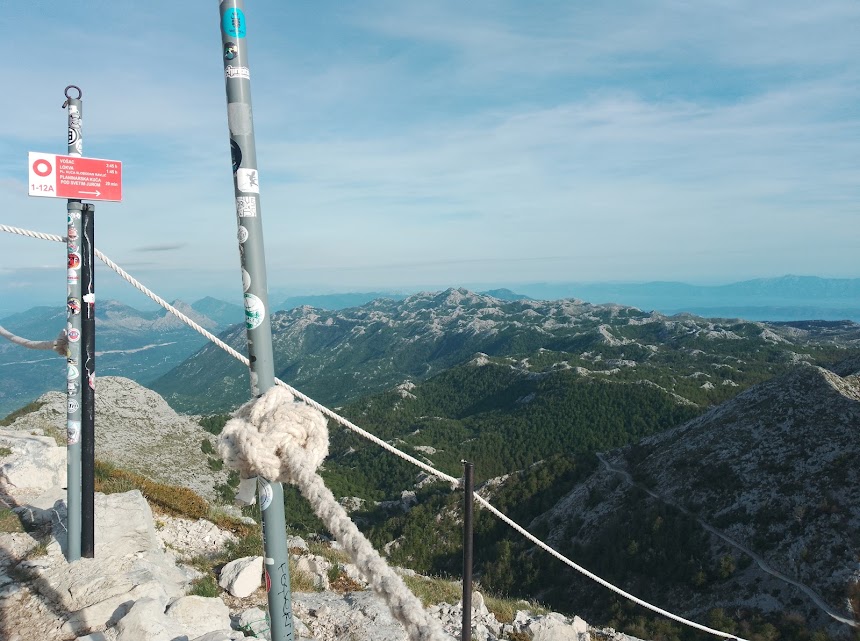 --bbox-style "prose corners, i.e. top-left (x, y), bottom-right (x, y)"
top-left (218, 386), bottom-right (329, 483)
top-left (218, 386), bottom-right (454, 641)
